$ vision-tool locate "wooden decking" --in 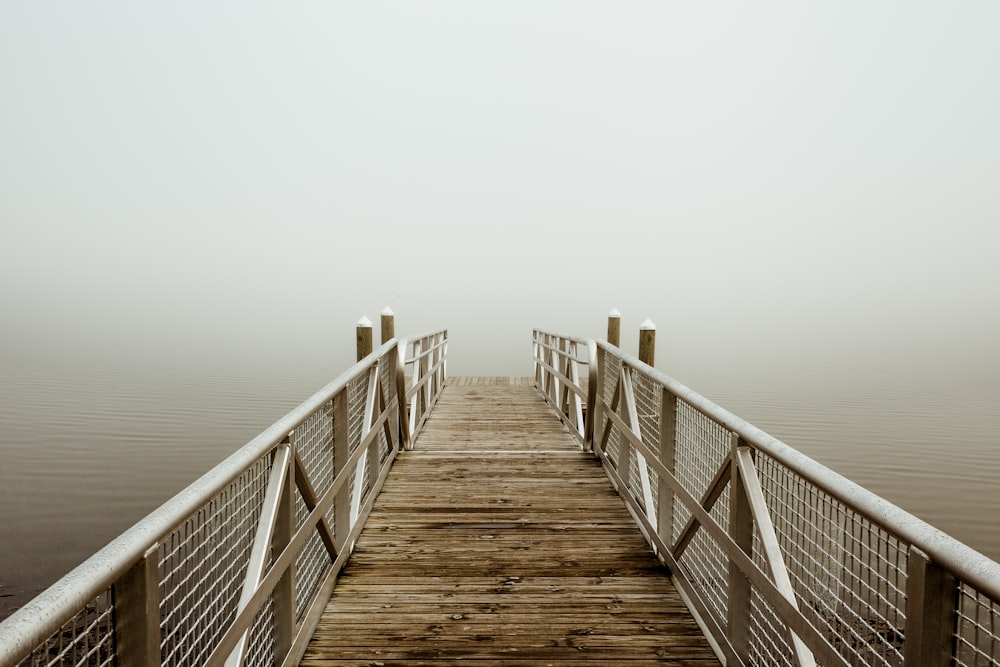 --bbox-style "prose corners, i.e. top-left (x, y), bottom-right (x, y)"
top-left (300, 378), bottom-right (719, 666)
